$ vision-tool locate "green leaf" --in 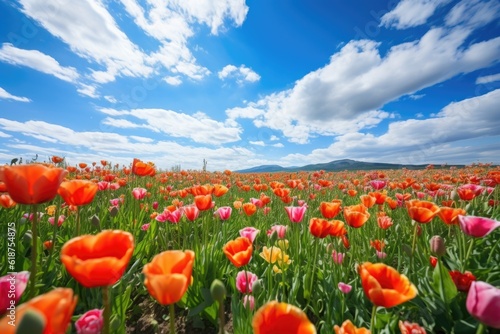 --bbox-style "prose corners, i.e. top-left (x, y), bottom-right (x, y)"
top-left (431, 259), bottom-right (458, 304)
